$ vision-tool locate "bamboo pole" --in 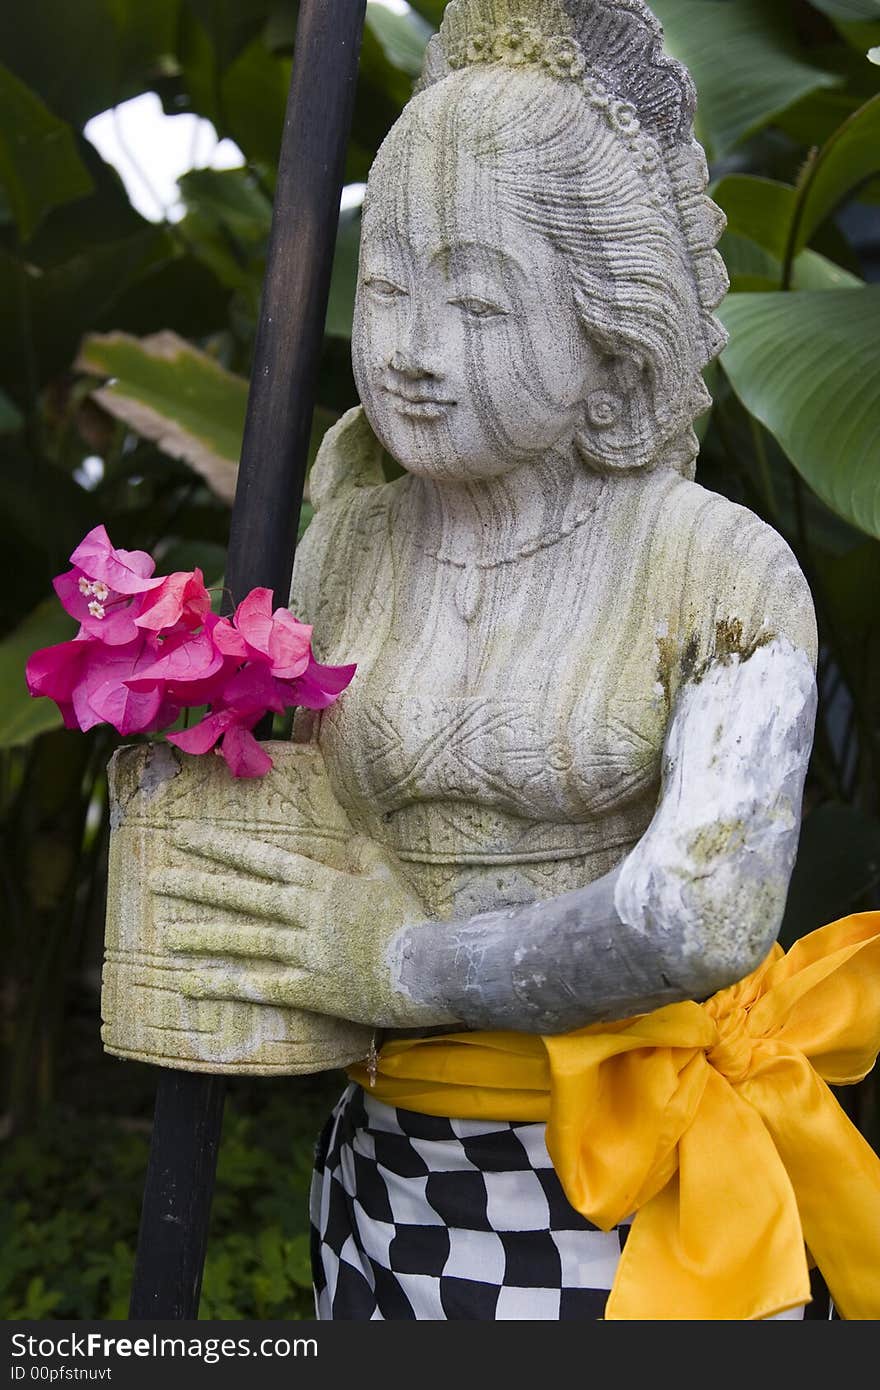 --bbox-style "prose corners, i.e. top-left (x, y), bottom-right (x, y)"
top-left (129, 0), bottom-right (368, 1318)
